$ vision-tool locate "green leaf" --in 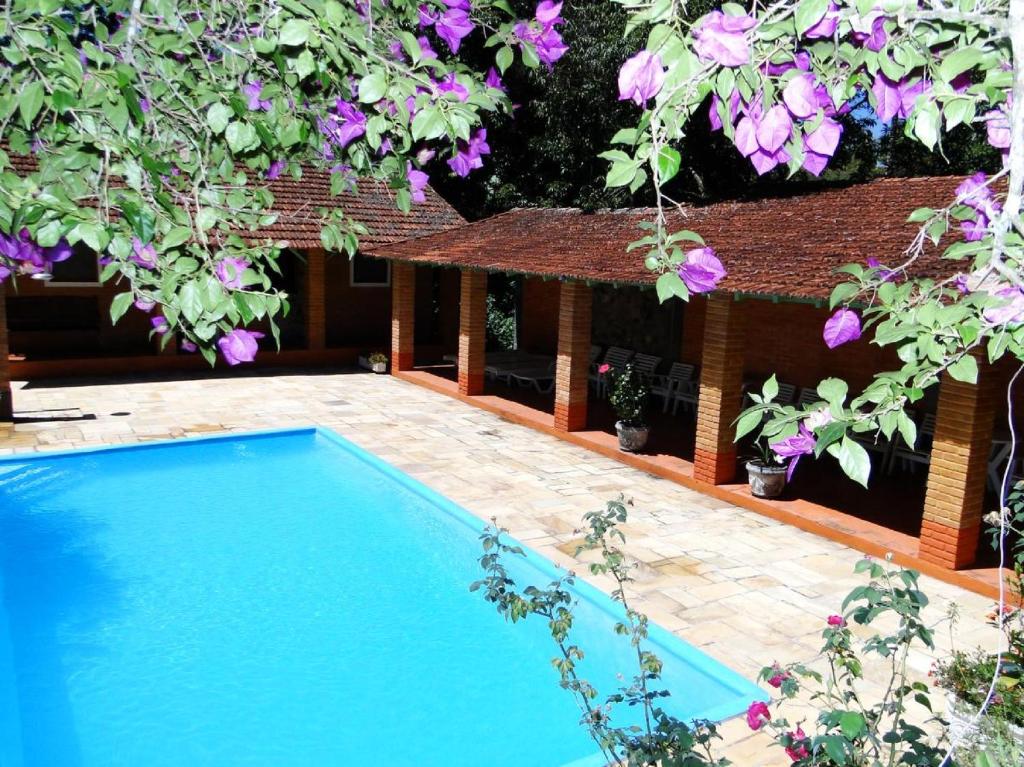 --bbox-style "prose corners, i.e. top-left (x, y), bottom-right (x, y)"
top-left (948, 354), bottom-right (978, 383)
top-left (109, 292), bottom-right (134, 323)
top-left (161, 226), bottom-right (192, 250)
top-left (794, 0), bottom-right (829, 34)
top-left (279, 19), bottom-right (310, 46)
top-left (20, 81), bottom-right (44, 127)
top-left (912, 101), bottom-right (940, 150)
top-left (495, 45), bottom-right (513, 74)
top-left (411, 108), bottom-right (445, 141)
top-left (358, 72), bottom-right (387, 104)
top-left (655, 271), bottom-right (688, 303)
top-left (839, 711), bottom-right (865, 739)
top-left (832, 436), bottom-right (871, 488)
top-left (734, 409), bottom-right (764, 441)
top-left (606, 159), bottom-right (638, 188)
top-left (656, 146), bottom-right (681, 183)
top-left (816, 378), bottom-right (848, 405)
top-left (938, 46), bottom-right (983, 82)
top-left (762, 374), bottom-right (779, 402)
top-left (178, 281), bottom-right (203, 323)
top-left (225, 121), bottom-right (257, 153)
top-left (294, 50), bottom-right (316, 80)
